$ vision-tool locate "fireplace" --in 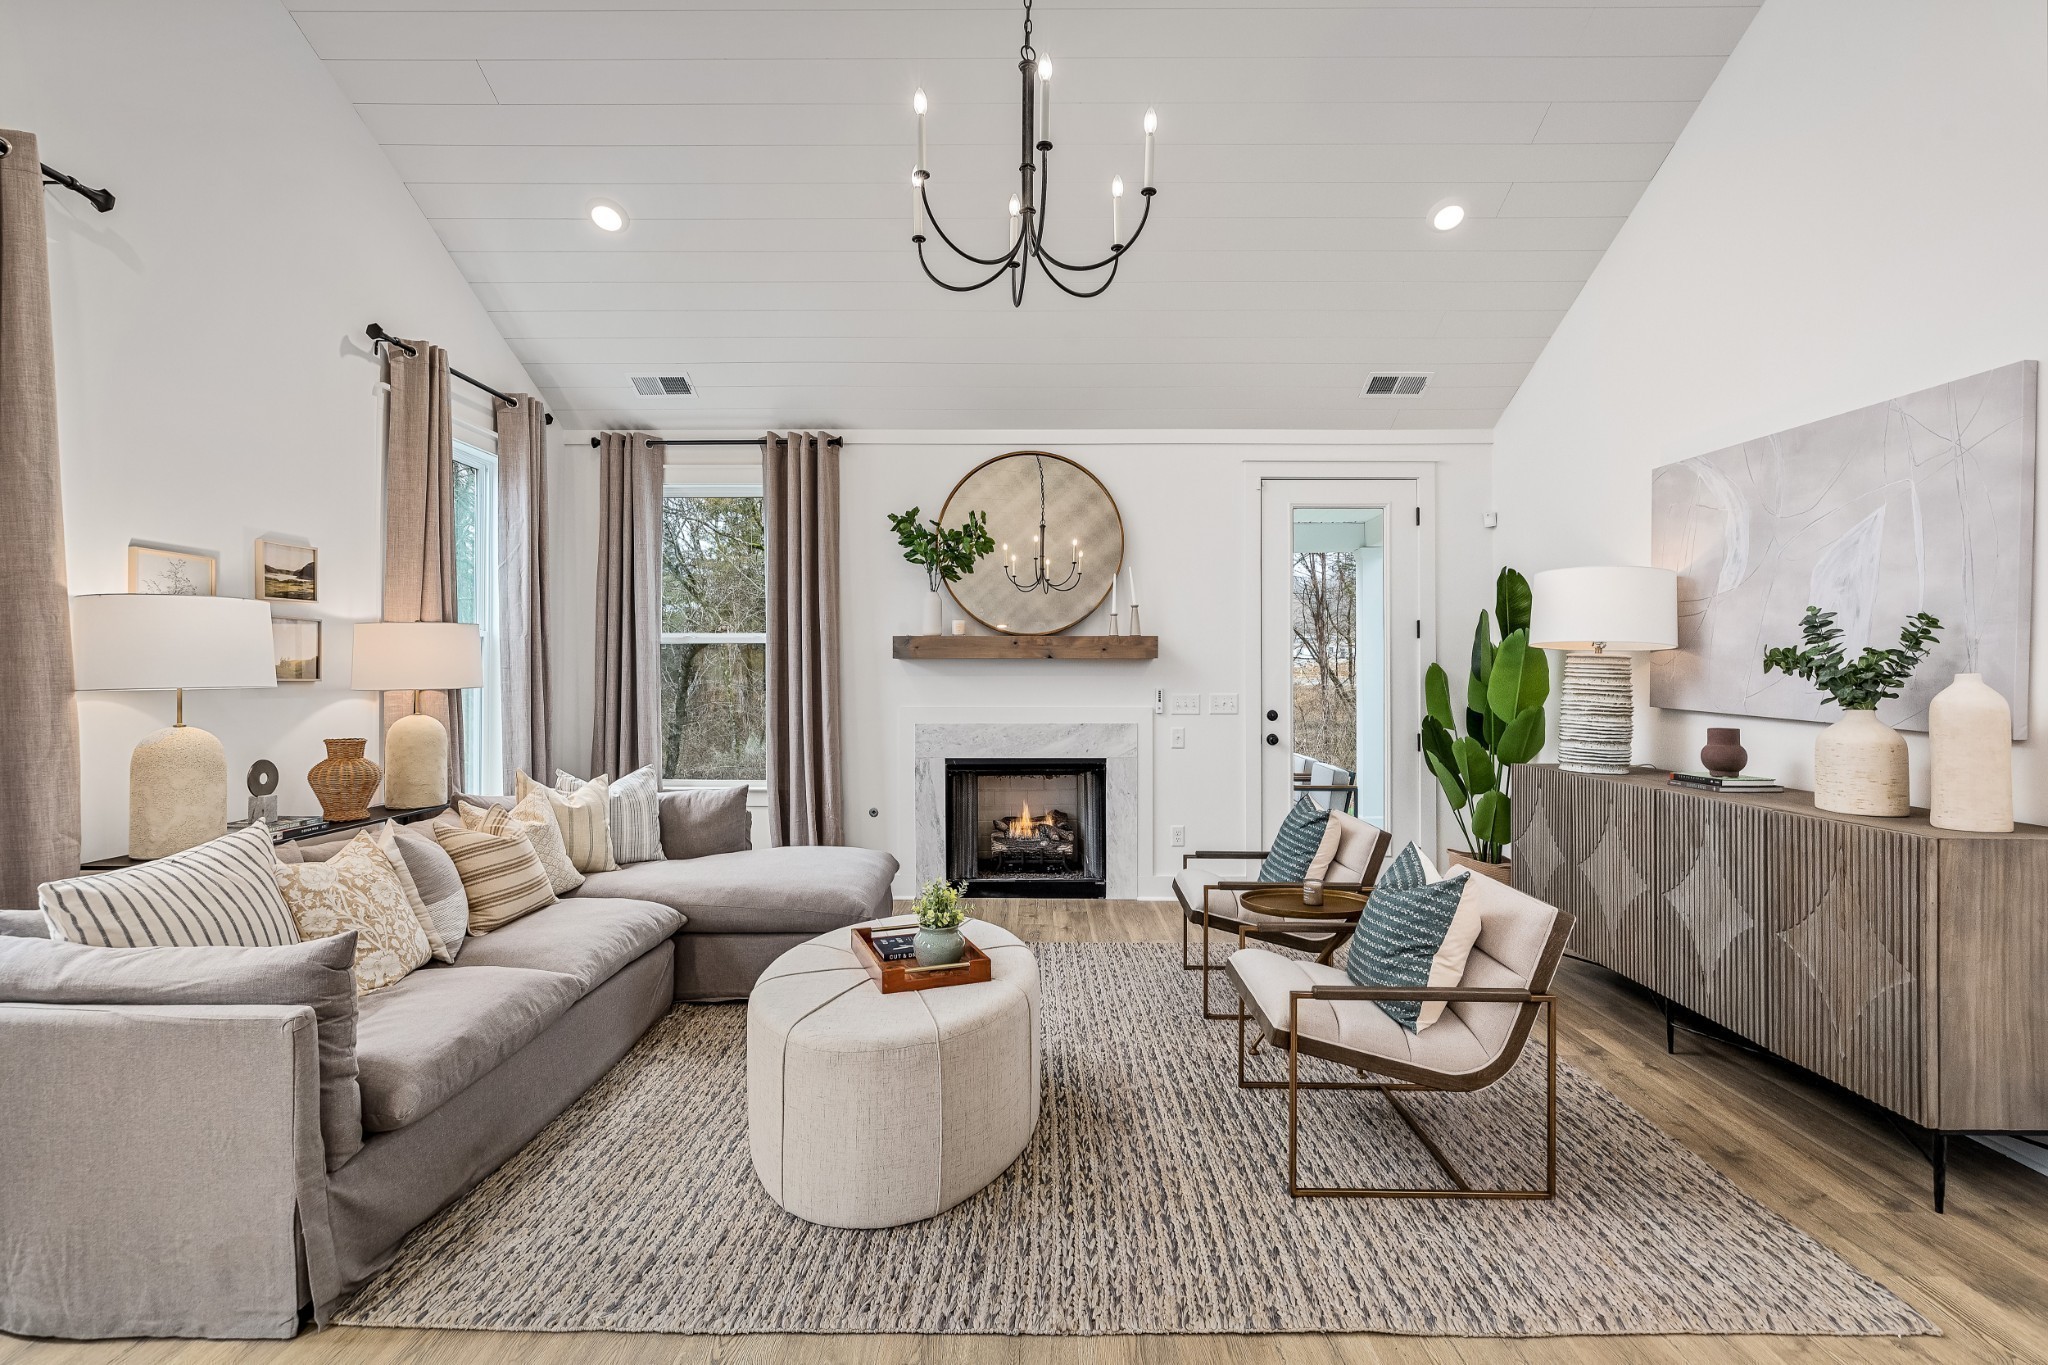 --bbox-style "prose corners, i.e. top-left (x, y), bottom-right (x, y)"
top-left (945, 759), bottom-right (1107, 898)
